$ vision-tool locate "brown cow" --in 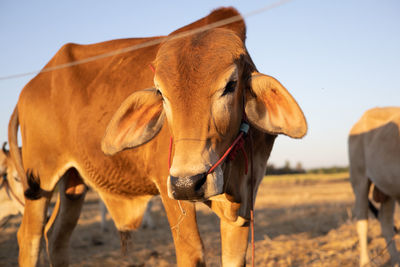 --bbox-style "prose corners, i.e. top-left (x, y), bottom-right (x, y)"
top-left (10, 7), bottom-right (307, 266)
